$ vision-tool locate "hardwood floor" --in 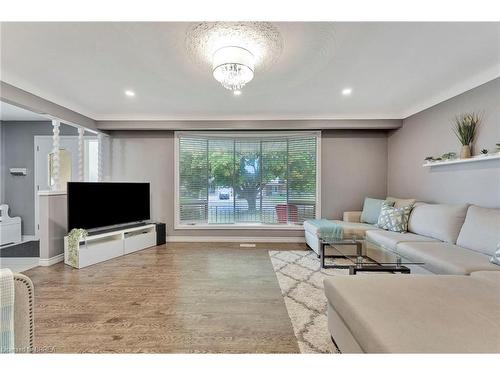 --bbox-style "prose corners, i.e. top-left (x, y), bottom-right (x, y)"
top-left (23, 242), bottom-right (307, 353)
